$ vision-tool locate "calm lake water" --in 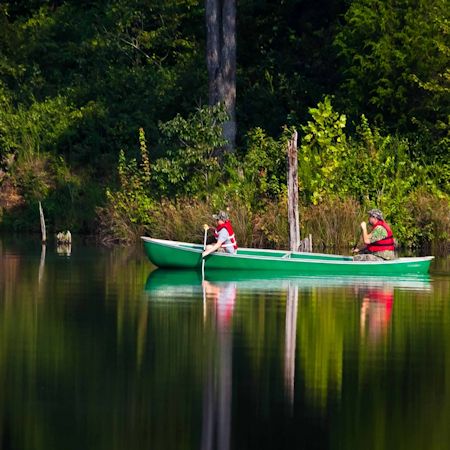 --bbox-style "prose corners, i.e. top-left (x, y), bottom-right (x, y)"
top-left (1, 236), bottom-right (449, 450)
